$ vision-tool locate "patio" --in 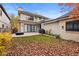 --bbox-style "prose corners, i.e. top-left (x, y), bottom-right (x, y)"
top-left (12, 32), bottom-right (40, 37)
